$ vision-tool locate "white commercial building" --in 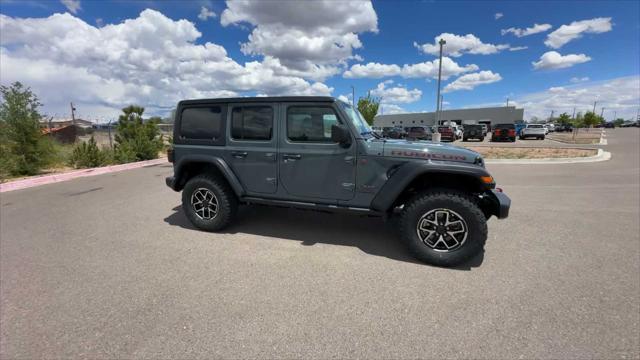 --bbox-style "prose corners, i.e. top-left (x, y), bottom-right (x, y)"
top-left (374, 106), bottom-right (524, 129)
